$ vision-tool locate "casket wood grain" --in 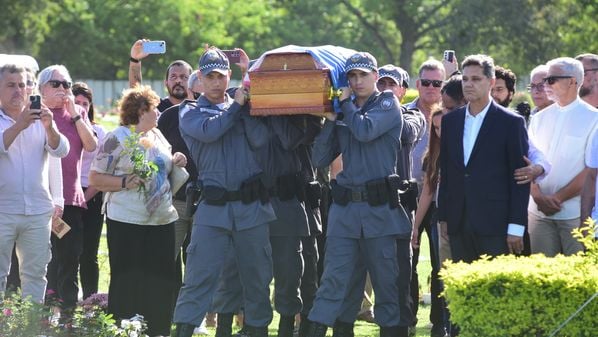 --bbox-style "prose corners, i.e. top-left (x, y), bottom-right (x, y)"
top-left (249, 53), bottom-right (333, 116)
